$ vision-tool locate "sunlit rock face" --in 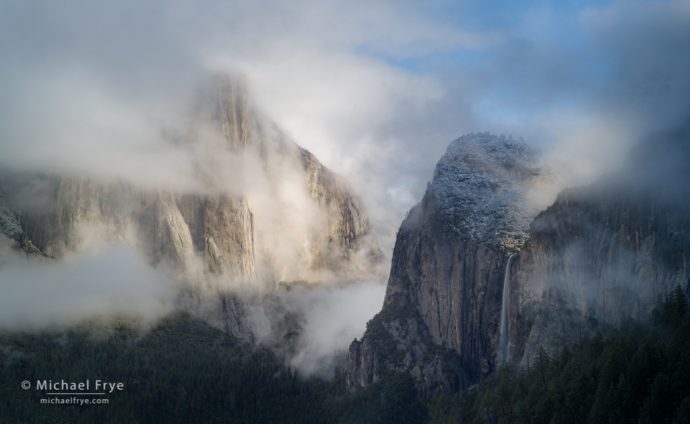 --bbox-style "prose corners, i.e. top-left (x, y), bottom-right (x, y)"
top-left (0, 74), bottom-right (382, 337)
top-left (347, 134), bottom-right (544, 396)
